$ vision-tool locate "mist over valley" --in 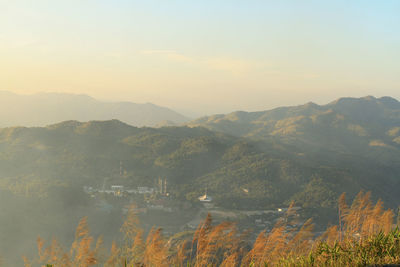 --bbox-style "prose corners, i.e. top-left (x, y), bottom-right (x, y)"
top-left (1, 96), bottom-right (400, 265)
